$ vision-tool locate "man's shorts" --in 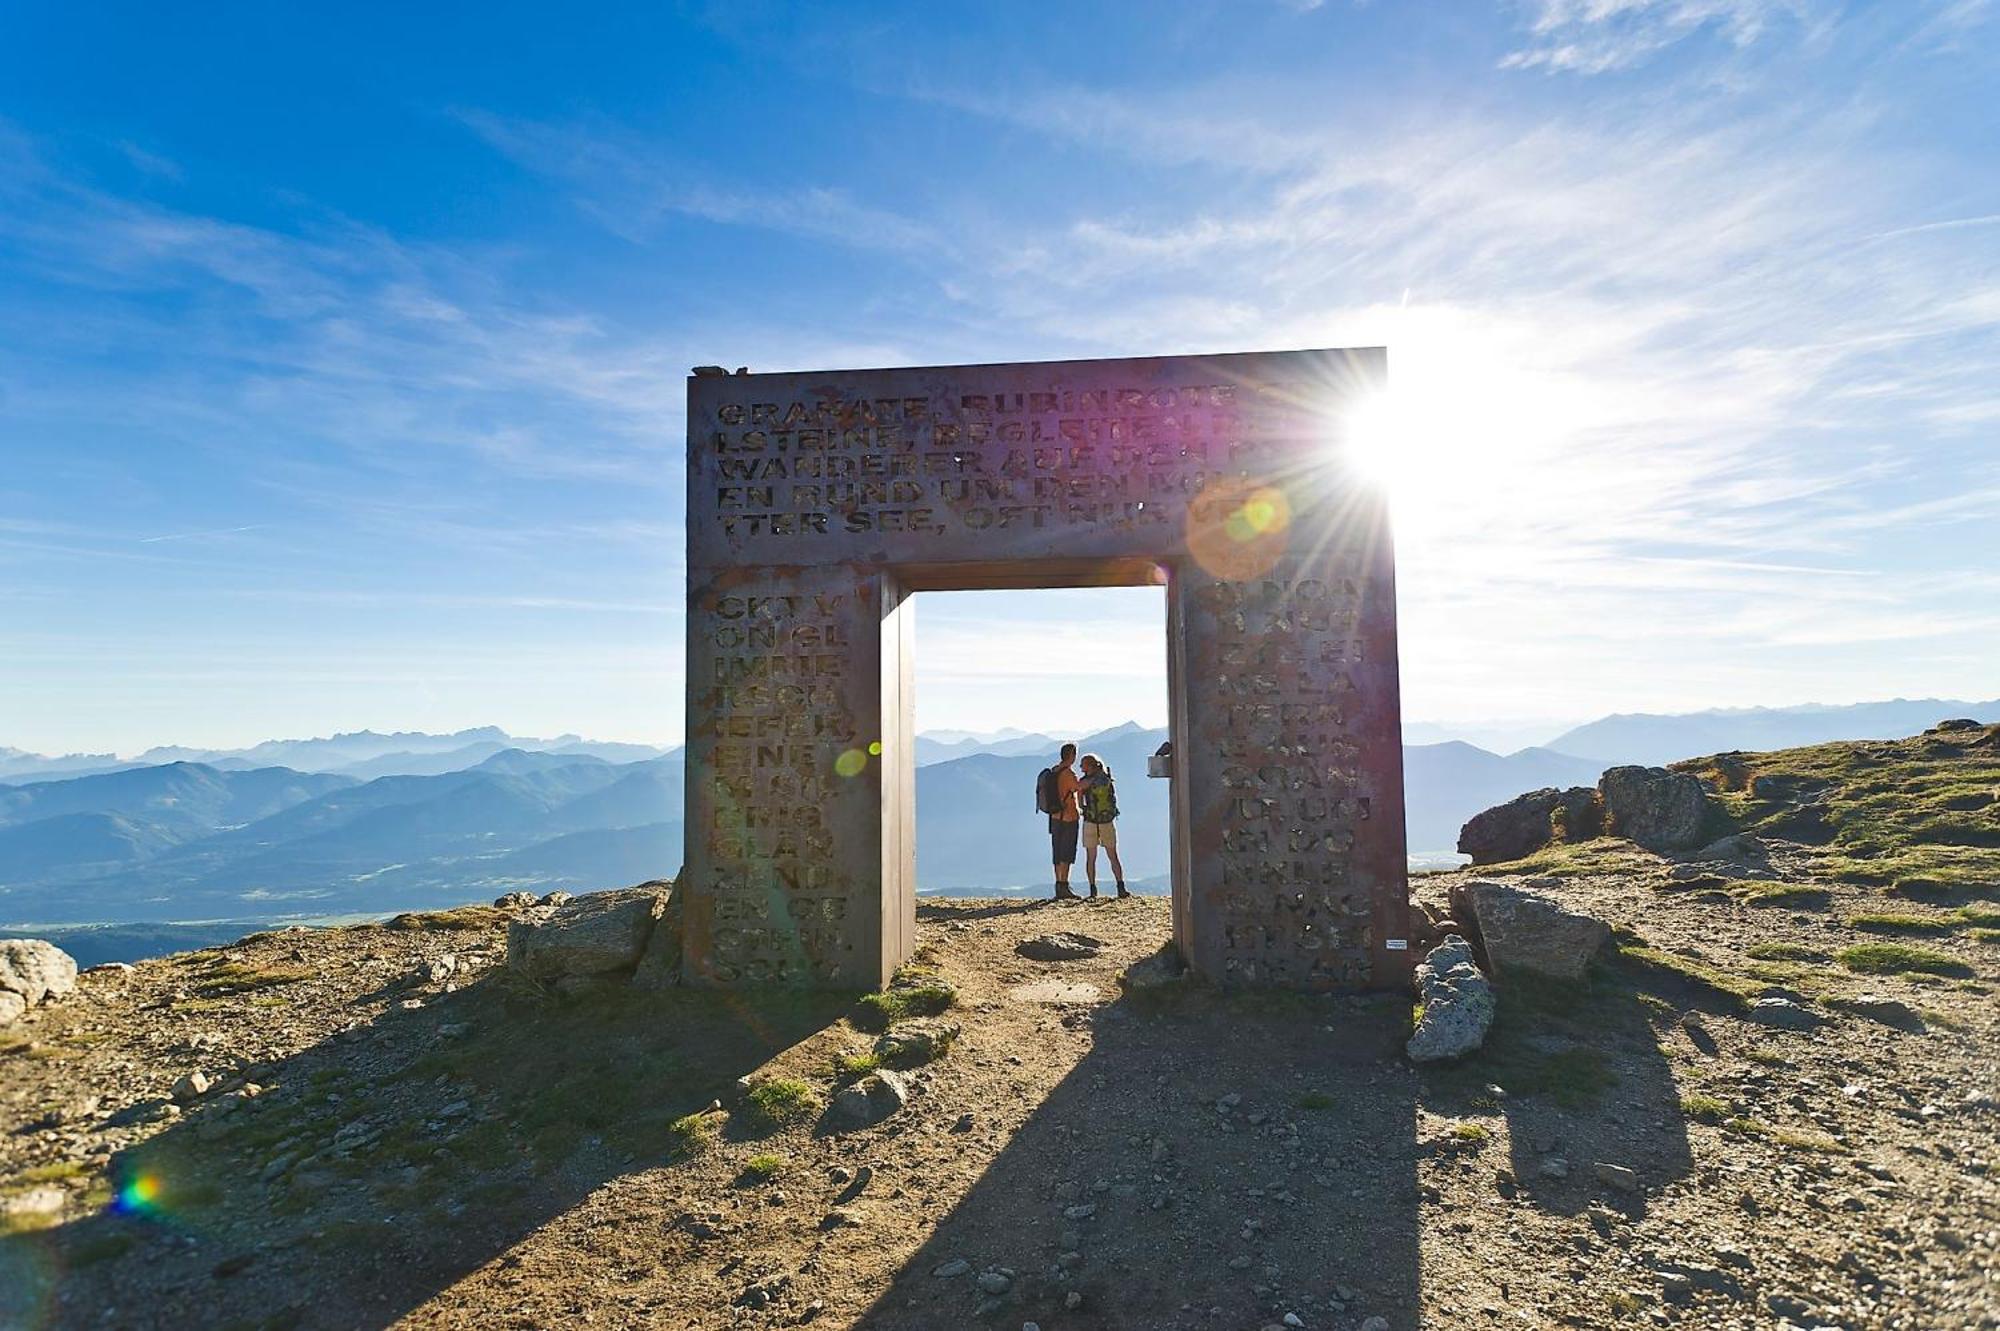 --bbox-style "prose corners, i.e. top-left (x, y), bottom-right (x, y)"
top-left (1082, 820), bottom-right (1117, 853)
top-left (1049, 818), bottom-right (1079, 866)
